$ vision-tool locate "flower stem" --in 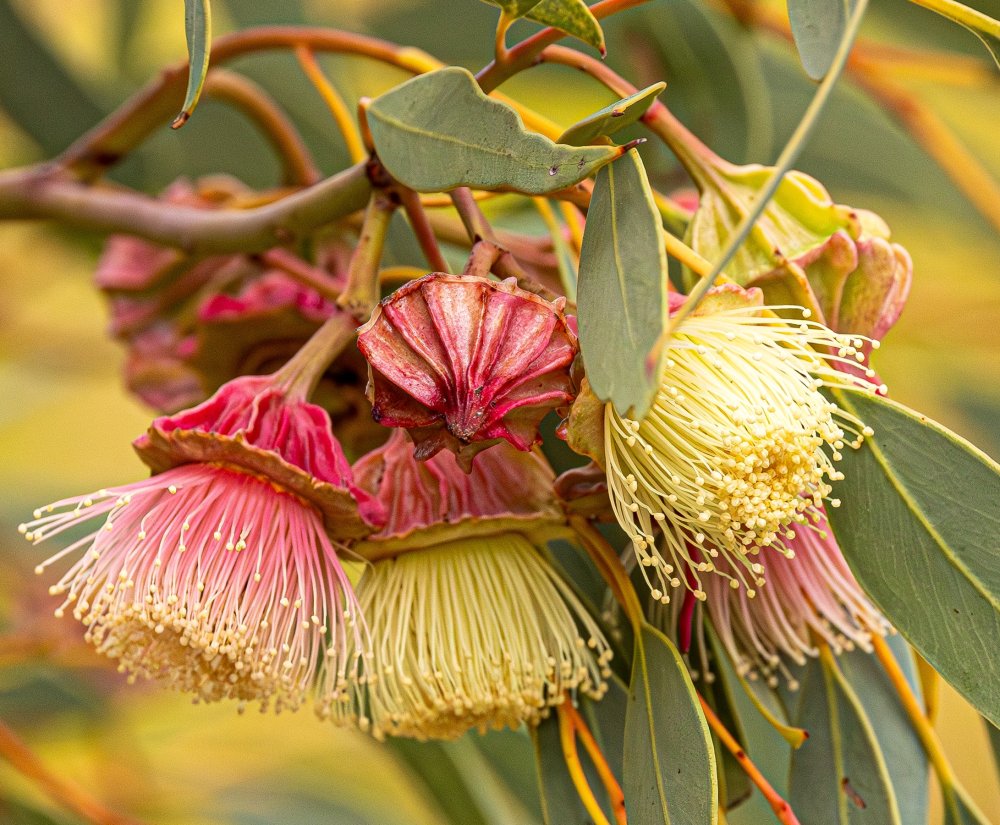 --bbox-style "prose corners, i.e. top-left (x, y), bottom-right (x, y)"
top-left (0, 719), bottom-right (145, 825)
top-left (398, 186), bottom-right (450, 273)
top-left (273, 309), bottom-right (357, 400)
top-left (563, 702), bottom-right (628, 825)
top-left (697, 696), bottom-right (802, 825)
top-left (258, 248), bottom-right (342, 301)
top-left (295, 46), bottom-right (367, 164)
top-left (339, 190), bottom-right (396, 318)
top-left (569, 516), bottom-right (644, 629)
top-left (869, 634), bottom-right (988, 823)
top-left (557, 702), bottom-right (613, 825)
